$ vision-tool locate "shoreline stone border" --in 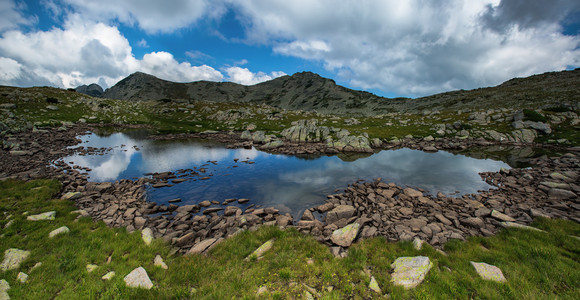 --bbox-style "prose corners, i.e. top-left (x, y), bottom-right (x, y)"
top-left (0, 124), bottom-right (578, 255)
